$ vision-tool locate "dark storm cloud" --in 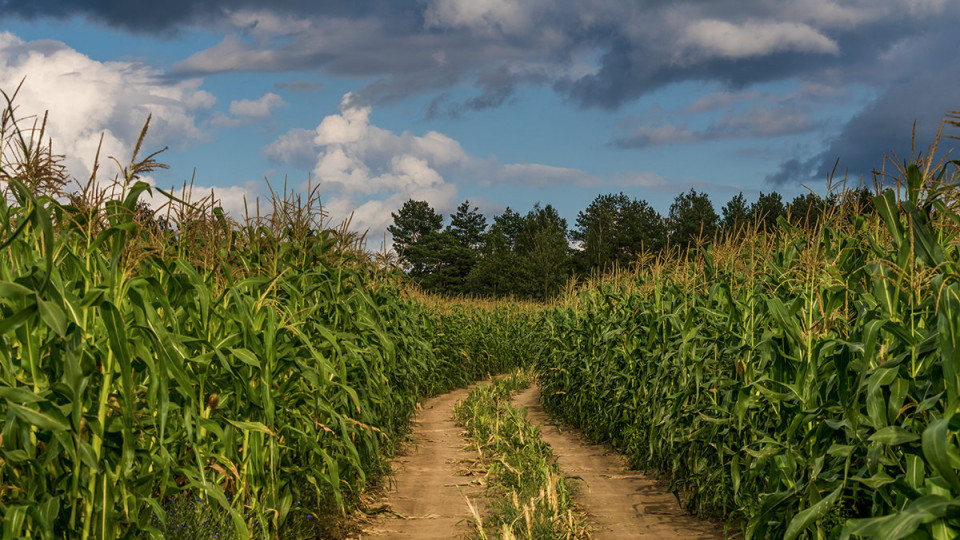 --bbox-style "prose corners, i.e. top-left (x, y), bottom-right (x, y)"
top-left (614, 103), bottom-right (823, 149)
top-left (425, 64), bottom-right (552, 118)
top-left (813, 74), bottom-right (960, 180)
top-left (4, 0), bottom-right (959, 178)
top-left (766, 30), bottom-right (960, 185)
top-left (765, 158), bottom-right (816, 186)
top-left (5, 0), bottom-right (956, 110)
top-left (0, 0), bottom-right (409, 33)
